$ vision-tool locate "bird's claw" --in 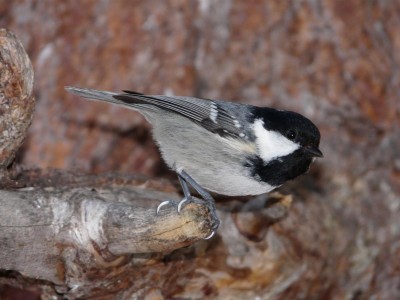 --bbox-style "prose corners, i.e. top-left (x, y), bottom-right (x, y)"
top-left (156, 195), bottom-right (219, 241)
top-left (204, 230), bottom-right (215, 240)
top-left (177, 197), bottom-right (189, 213)
top-left (156, 200), bottom-right (173, 215)
top-left (156, 197), bottom-right (191, 215)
